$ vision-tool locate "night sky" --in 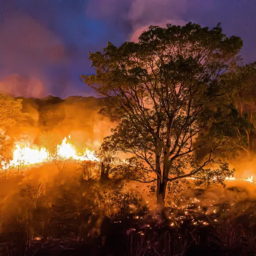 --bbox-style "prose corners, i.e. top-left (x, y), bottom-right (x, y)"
top-left (0, 0), bottom-right (255, 98)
